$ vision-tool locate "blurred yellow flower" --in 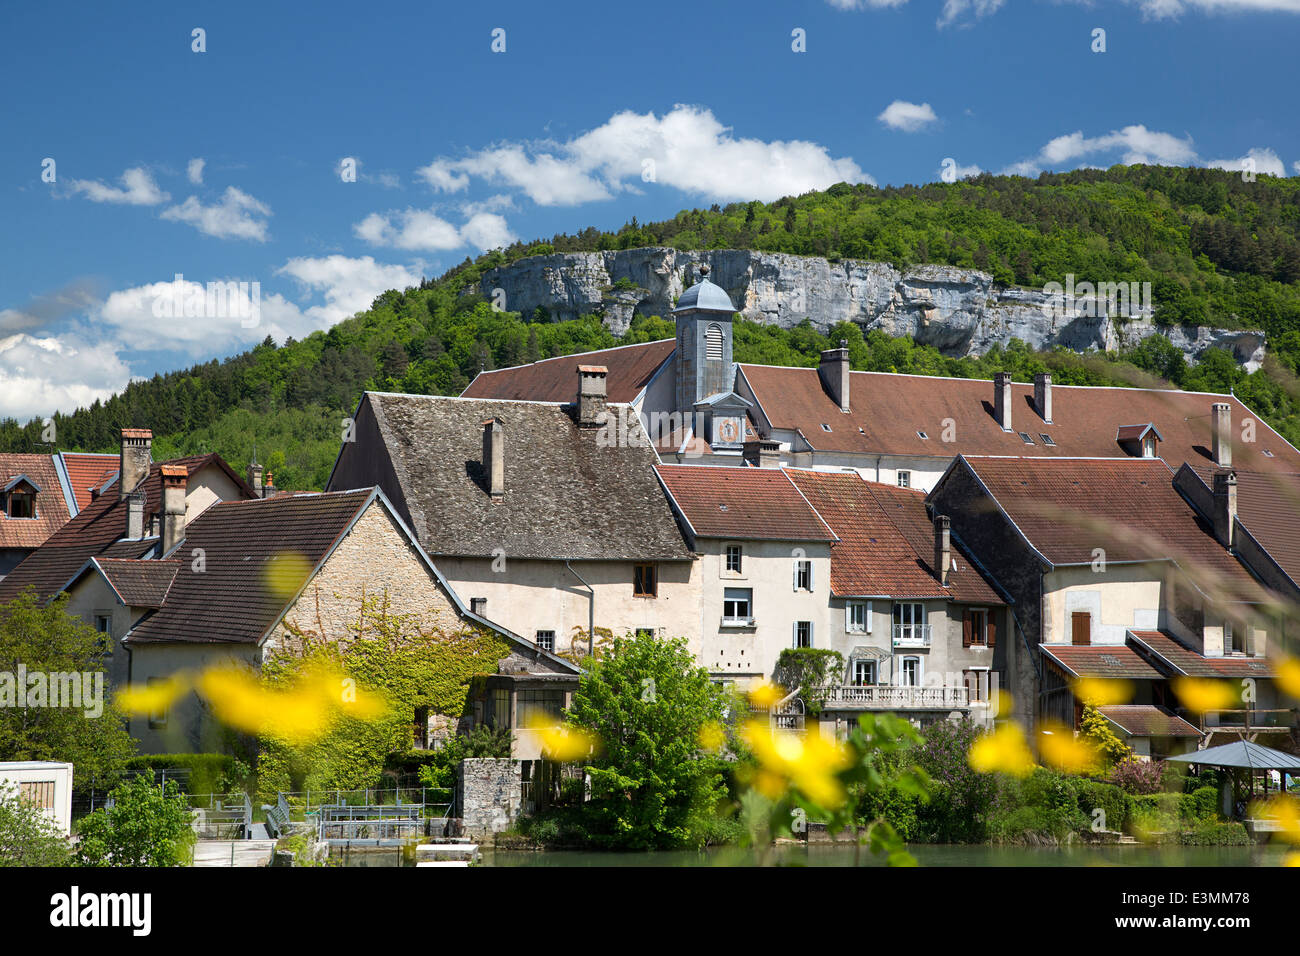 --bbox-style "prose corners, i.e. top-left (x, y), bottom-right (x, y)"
top-left (1253, 795), bottom-right (1300, 845)
top-left (1071, 678), bottom-right (1133, 707)
top-left (117, 674), bottom-right (190, 716)
top-left (968, 722), bottom-right (1035, 777)
top-left (1171, 677), bottom-right (1238, 714)
top-left (698, 721), bottom-right (727, 753)
top-left (529, 719), bottom-right (596, 761)
top-left (1276, 656), bottom-right (1300, 701)
top-left (1037, 721), bottom-right (1103, 774)
top-left (1283, 851), bottom-right (1300, 867)
top-left (263, 551), bottom-right (314, 601)
top-left (747, 681), bottom-right (783, 709)
top-left (991, 688), bottom-right (1016, 719)
top-left (193, 664), bottom-right (387, 744)
top-left (740, 719), bottom-right (852, 809)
